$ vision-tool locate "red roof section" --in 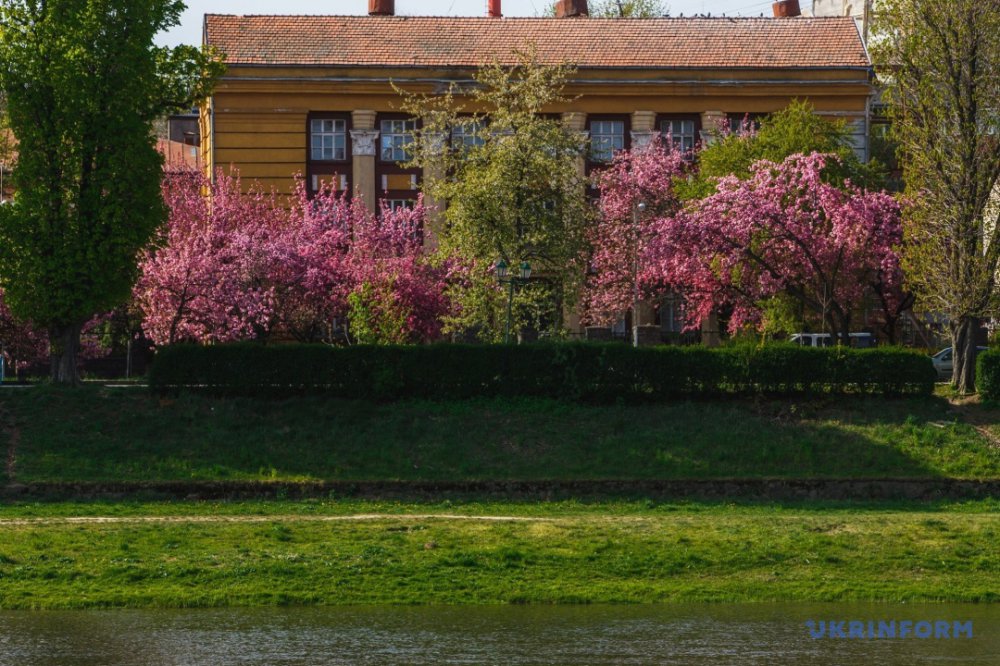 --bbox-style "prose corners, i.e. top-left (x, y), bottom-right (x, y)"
top-left (203, 16), bottom-right (870, 70)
